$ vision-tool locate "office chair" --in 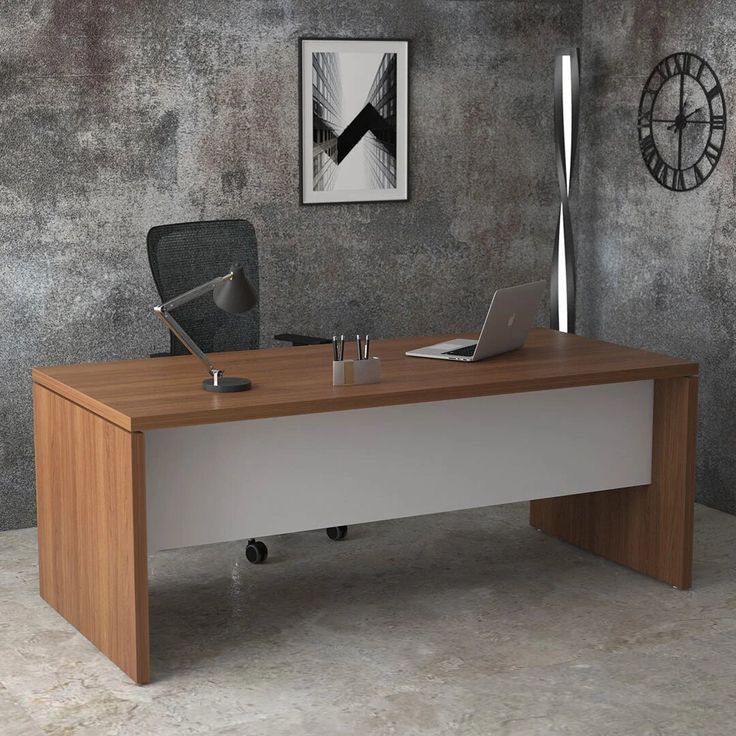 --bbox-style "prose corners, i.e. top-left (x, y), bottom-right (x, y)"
top-left (147, 219), bottom-right (331, 354)
top-left (147, 219), bottom-right (345, 563)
